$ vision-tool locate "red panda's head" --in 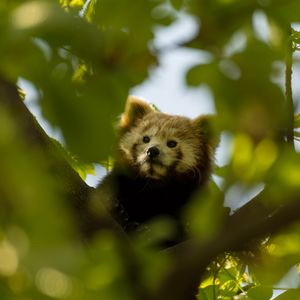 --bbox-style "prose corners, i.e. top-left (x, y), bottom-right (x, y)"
top-left (117, 96), bottom-right (218, 181)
